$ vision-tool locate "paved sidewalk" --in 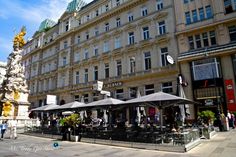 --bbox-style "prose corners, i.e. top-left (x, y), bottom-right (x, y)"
top-left (0, 129), bottom-right (235, 157)
top-left (187, 129), bottom-right (236, 157)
